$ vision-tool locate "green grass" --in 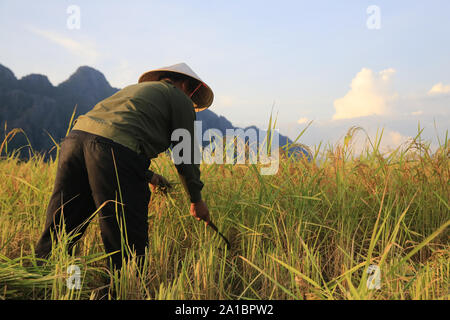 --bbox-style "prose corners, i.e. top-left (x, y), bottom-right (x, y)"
top-left (0, 126), bottom-right (448, 300)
